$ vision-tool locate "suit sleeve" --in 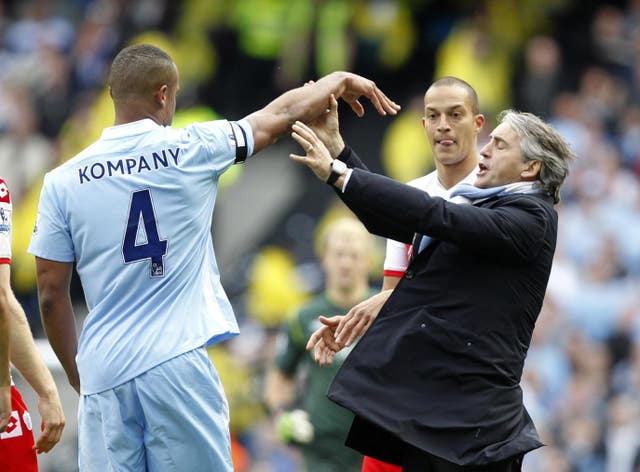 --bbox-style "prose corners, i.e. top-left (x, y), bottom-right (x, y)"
top-left (332, 147), bottom-right (415, 244)
top-left (340, 168), bottom-right (552, 262)
top-left (337, 145), bottom-right (369, 171)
